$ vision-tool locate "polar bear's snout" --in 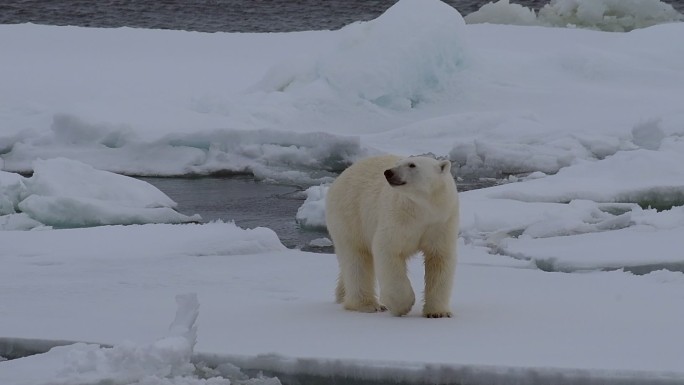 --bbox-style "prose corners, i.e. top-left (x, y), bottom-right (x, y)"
top-left (384, 168), bottom-right (406, 186)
